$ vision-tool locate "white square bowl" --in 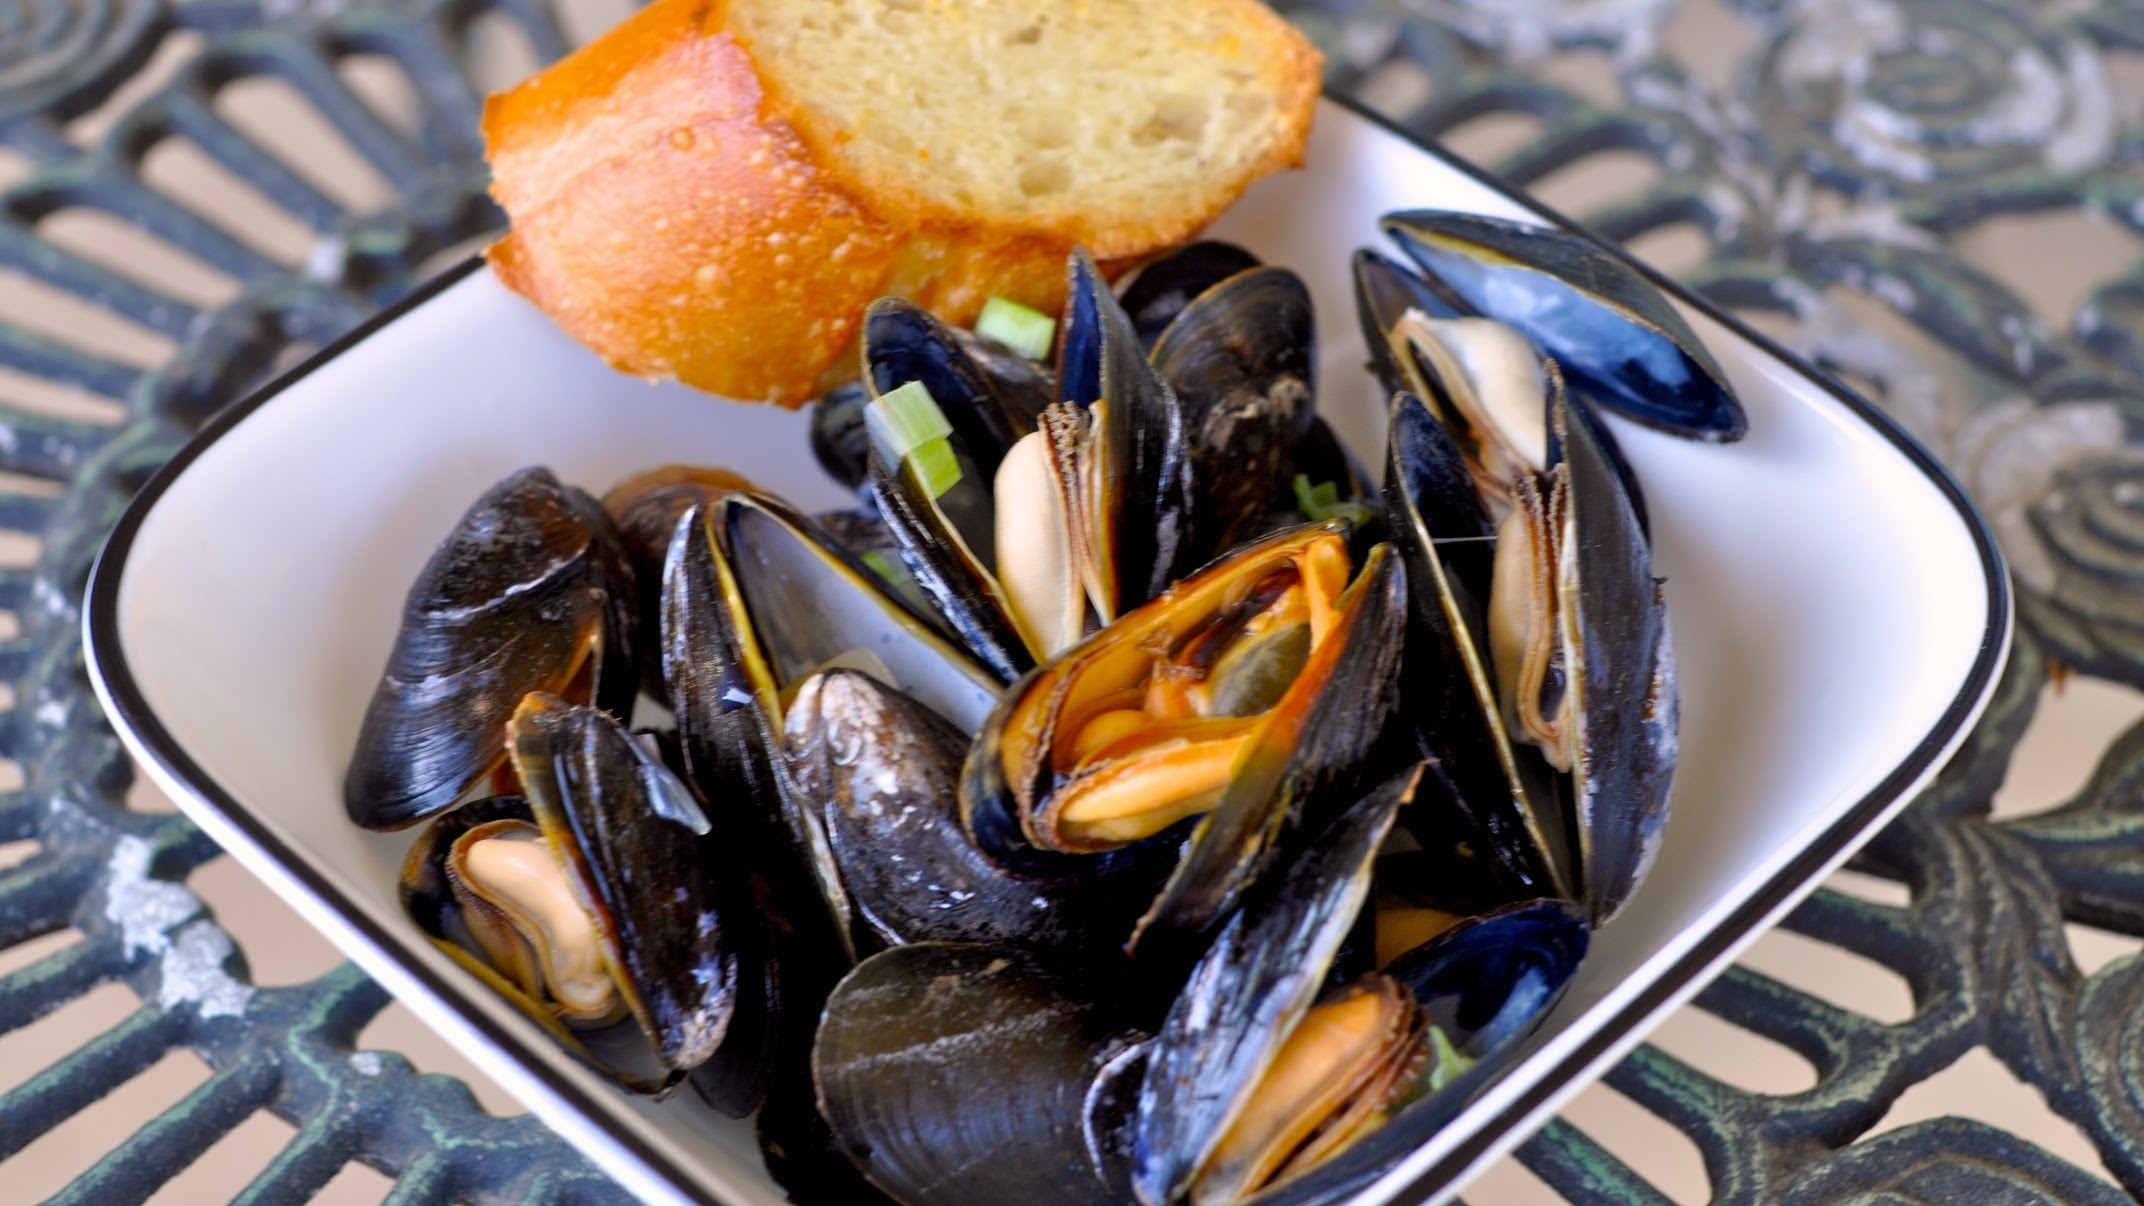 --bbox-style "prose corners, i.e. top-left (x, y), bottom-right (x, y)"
top-left (84, 98), bottom-right (2009, 1205)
